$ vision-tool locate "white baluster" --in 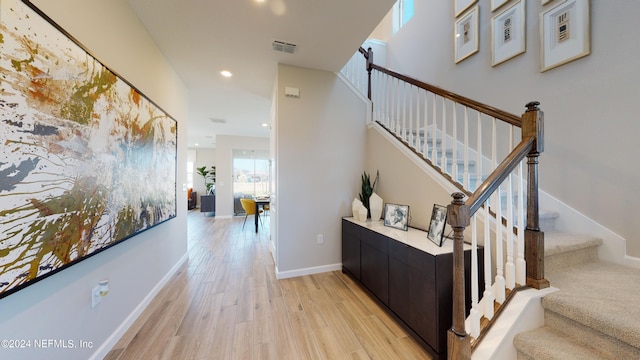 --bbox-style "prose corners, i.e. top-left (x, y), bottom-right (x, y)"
top-left (423, 90), bottom-right (428, 158)
top-left (494, 184), bottom-right (506, 304)
top-left (408, 84), bottom-right (413, 147)
top-left (483, 202), bottom-right (494, 320)
top-left (441, 97), bottom-right (447, 171)
top-left (452, 103), bottom-right (458, 181)
top-left (469, 215), bottom-right (481, 338)
top-left (505, 127), bottom-right (516, 290)
top-left (476, 112), bottom-right (482, 192)
top-left (516, 160), bottom-right (527, 285)
top-left (431, 94), bottom-right (437, 163)
top-left (463, 107), bottom-right (469, 189)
